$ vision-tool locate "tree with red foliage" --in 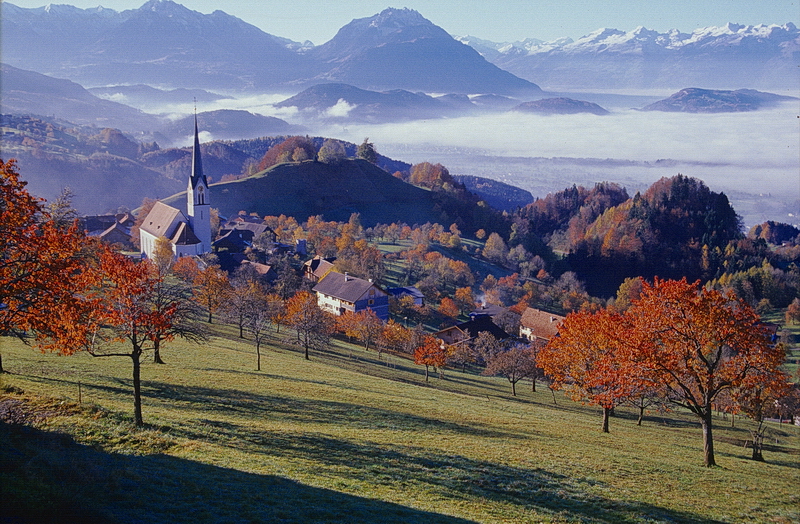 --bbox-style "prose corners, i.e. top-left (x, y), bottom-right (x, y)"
top-left (538, 308), bottom-right (641, 433)
top-left (0, 159), bottom-right (100, 373)
top-left (414, 335), bottom-right (448, 382)
top-left (629, 278), bottom-right (786, 466)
